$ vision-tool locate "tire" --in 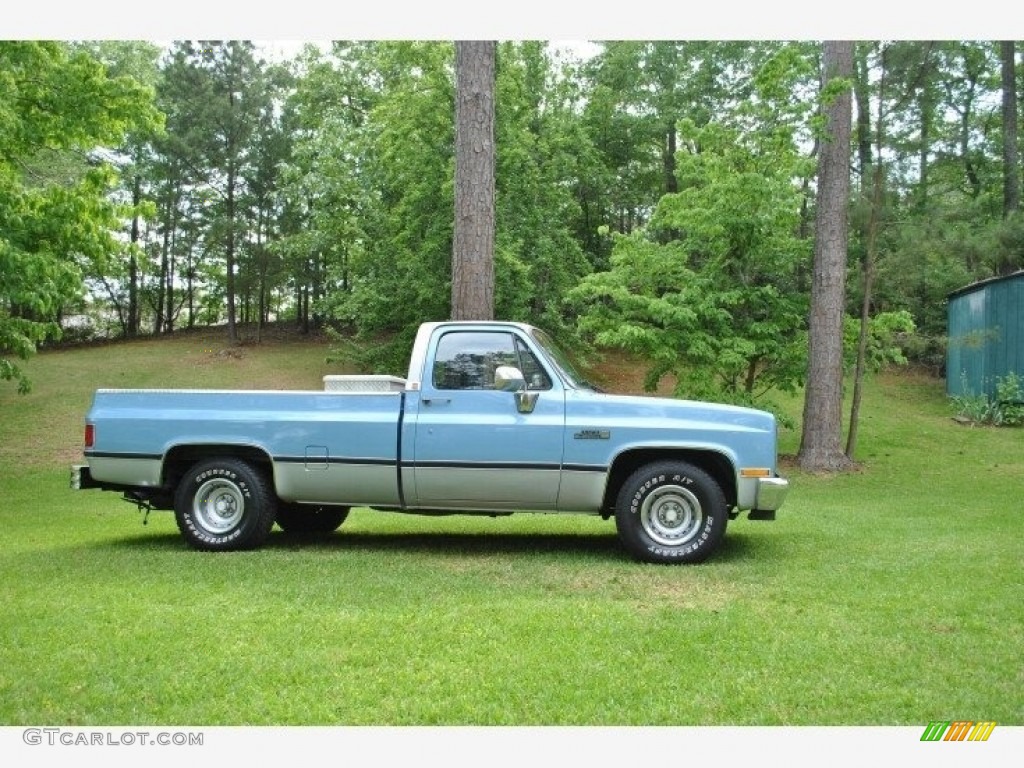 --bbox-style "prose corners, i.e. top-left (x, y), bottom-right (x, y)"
top-left (614, 460), bottom-right (728, 564)
top-left (275, 503), bottom-right (349, 534)
top-left (174, 458), bottom-right (276, 551)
